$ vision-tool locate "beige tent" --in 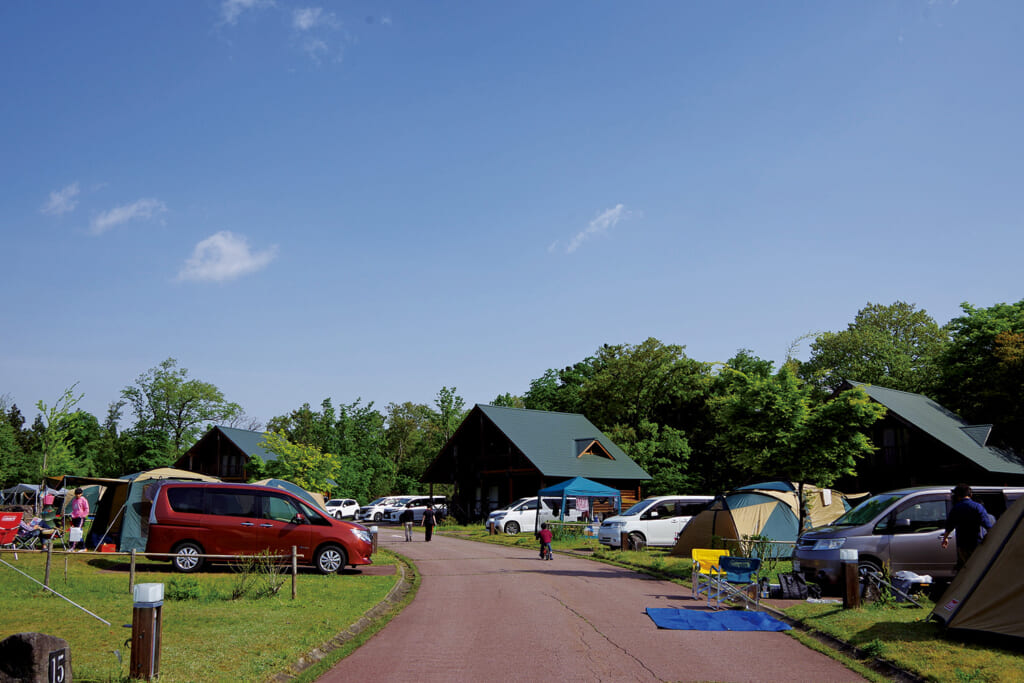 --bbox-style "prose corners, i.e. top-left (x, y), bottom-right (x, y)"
top-left (670, 481), bottom-right (850, 558)
top-left (930, 495), bottom-right (1024, 638)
